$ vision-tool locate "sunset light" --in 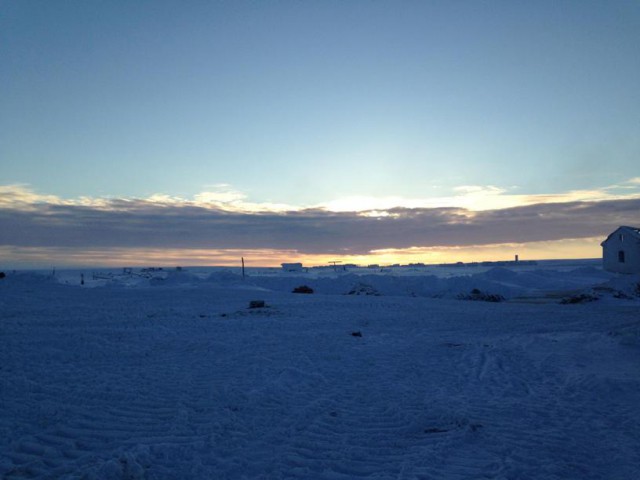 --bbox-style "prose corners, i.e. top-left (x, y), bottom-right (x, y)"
top-left (2, 3), bottom-right (640, 478)
top-left (1, 1), bottom-right (639, 267)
